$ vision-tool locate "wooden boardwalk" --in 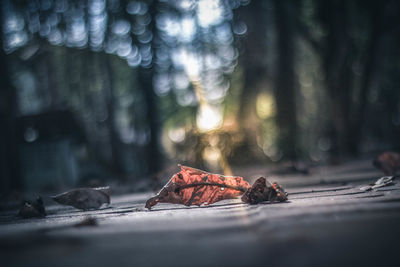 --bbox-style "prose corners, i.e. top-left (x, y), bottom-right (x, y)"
top-left (1, 159), bottom-right (399, 267)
